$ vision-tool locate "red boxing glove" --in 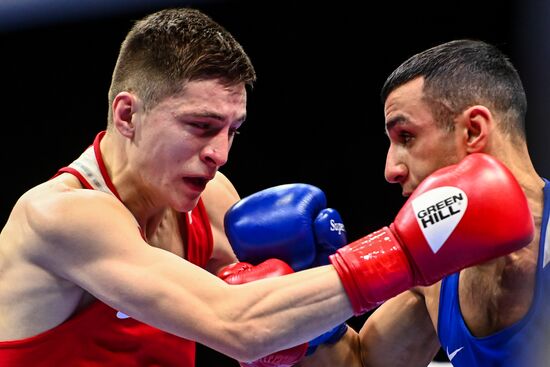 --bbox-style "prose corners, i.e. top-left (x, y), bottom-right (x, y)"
top-left (217, 259), bottom-right (308, 367)
top-left (330, 153), bottom-right (535, 315)
top-left (238, 344), bottom-right (308, 367)
top-left (218, 259), bottom-right (294, 284)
